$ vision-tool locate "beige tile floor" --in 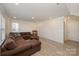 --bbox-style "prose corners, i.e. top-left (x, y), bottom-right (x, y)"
top-left (32, 38), bottom-right (79, 56)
